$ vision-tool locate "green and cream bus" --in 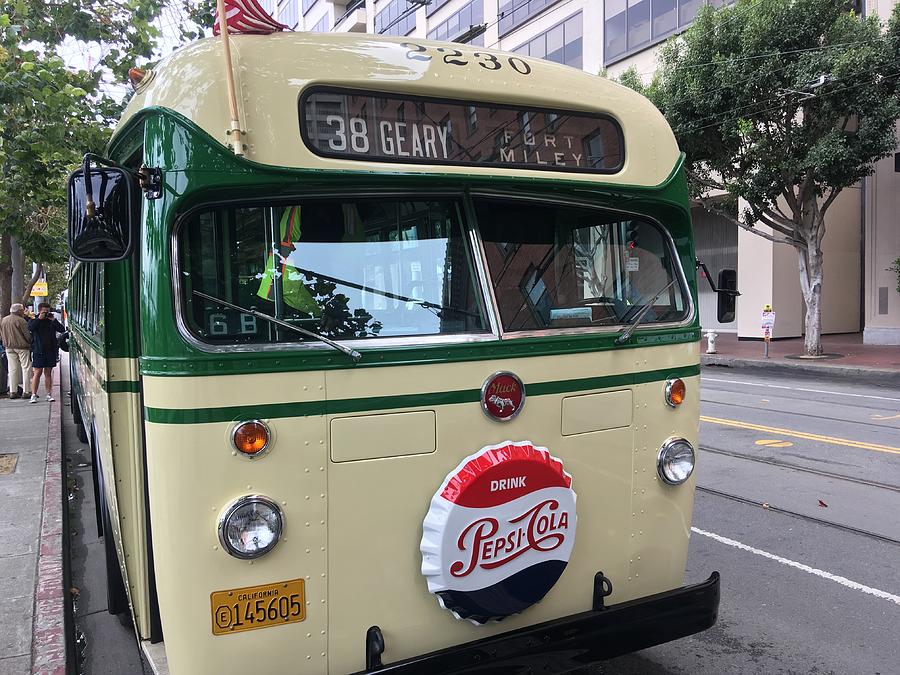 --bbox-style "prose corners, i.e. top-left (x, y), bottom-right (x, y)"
top-left (66, 30), bottom-right (721, 675)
